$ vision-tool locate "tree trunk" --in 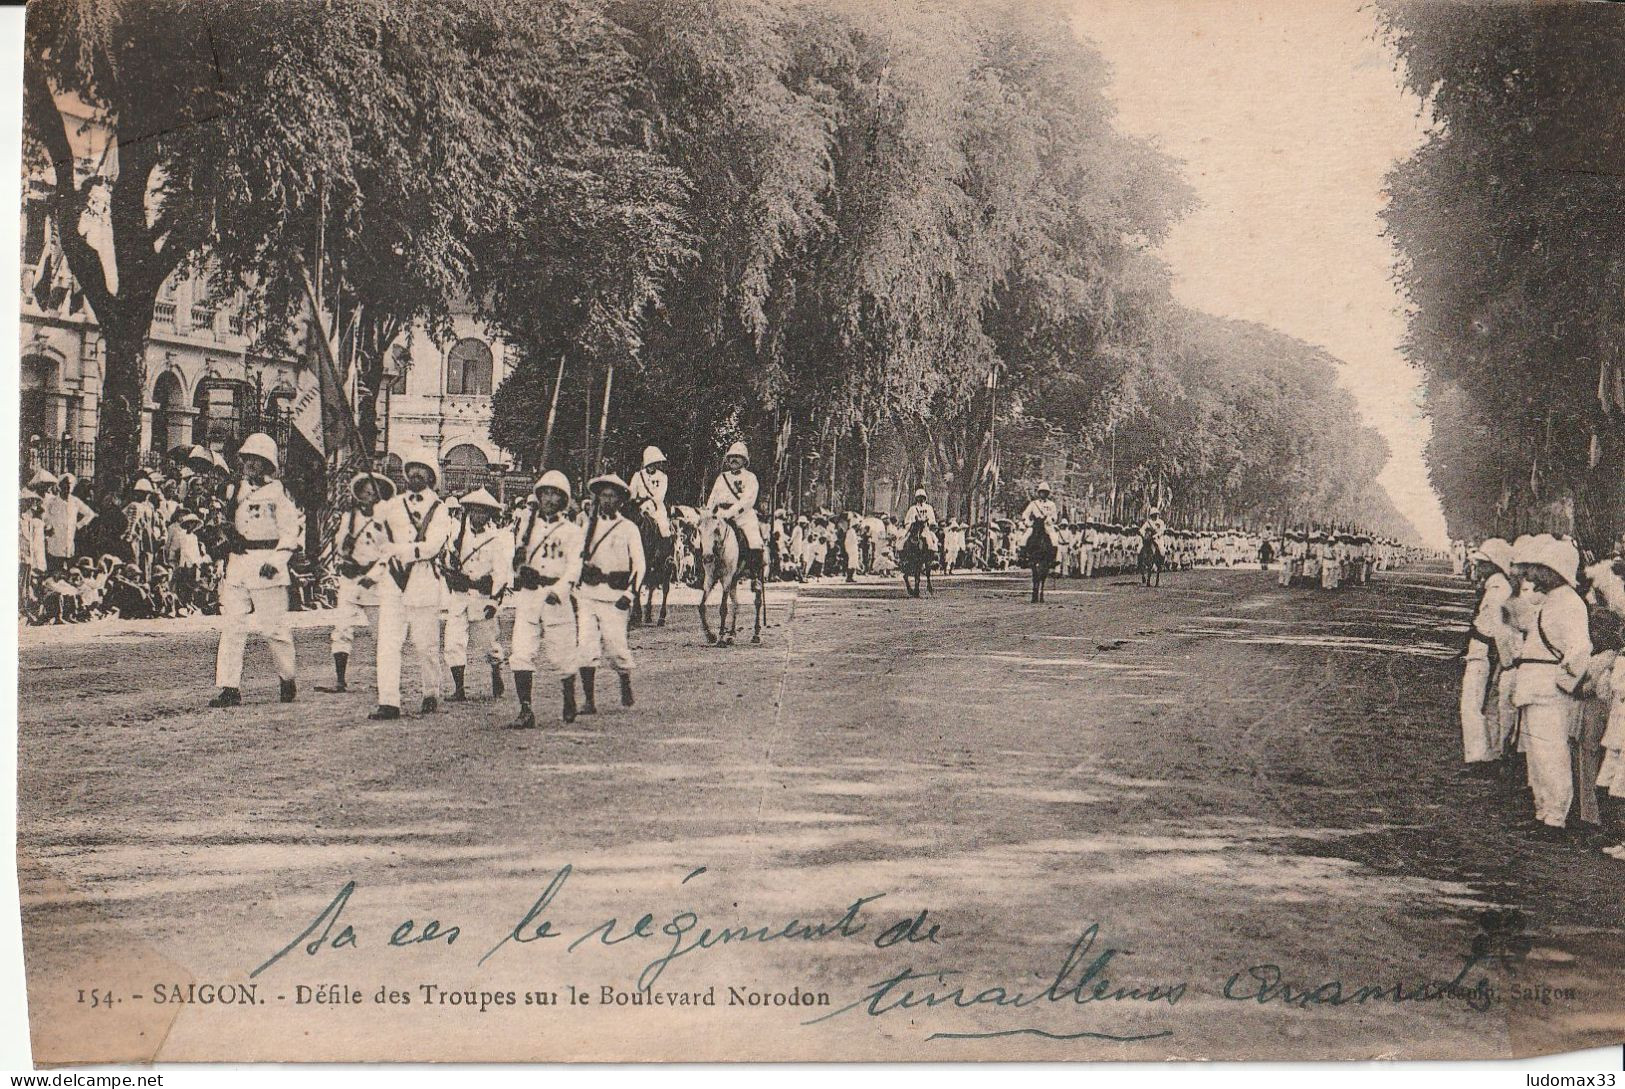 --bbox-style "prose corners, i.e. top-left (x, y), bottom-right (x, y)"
top-left (93, 309), bottom-right (153, 503)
